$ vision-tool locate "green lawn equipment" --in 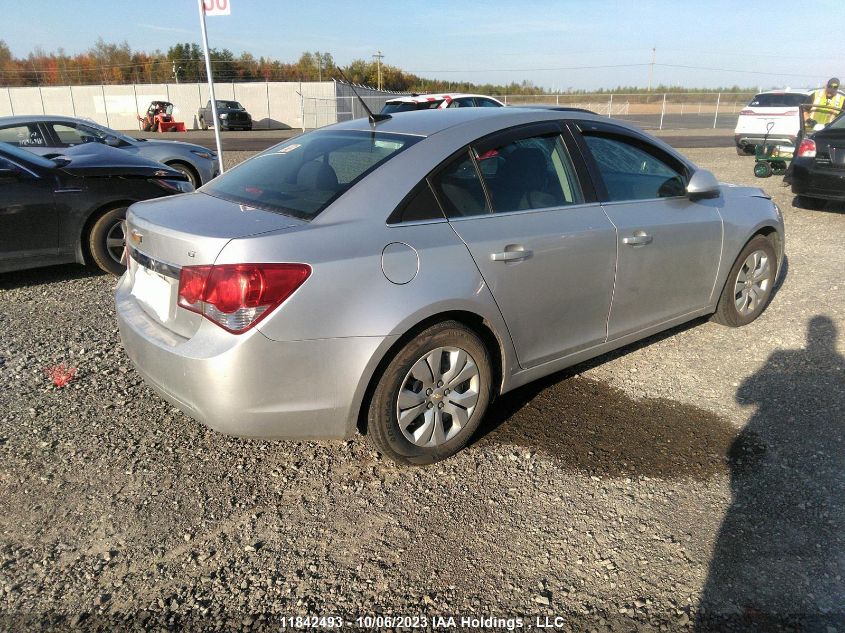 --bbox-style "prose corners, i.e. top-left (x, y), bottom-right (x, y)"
top-left (753, 121), bottom-right (792, 178)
